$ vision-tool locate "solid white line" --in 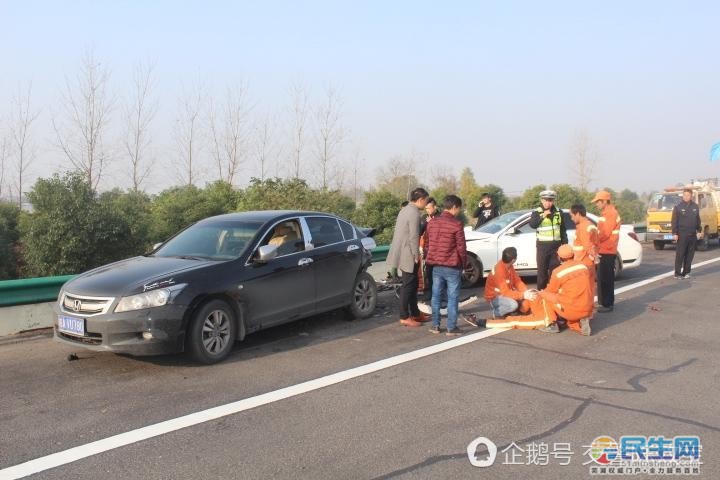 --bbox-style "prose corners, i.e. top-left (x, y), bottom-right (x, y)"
top-left (2, 255), bottom-right (719, 479)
